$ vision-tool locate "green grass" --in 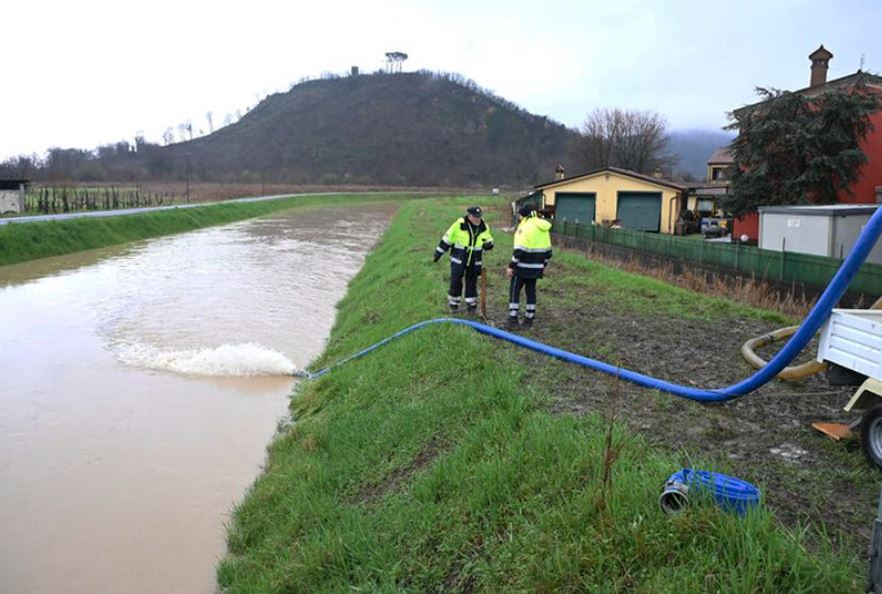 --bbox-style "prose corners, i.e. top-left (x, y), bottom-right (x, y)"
top-left (218, 198), bottom-right (860, 592)
top-left (0, 193), bottom-right (410, 267)
top-left (546, 249), bottom-right (789, 324)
